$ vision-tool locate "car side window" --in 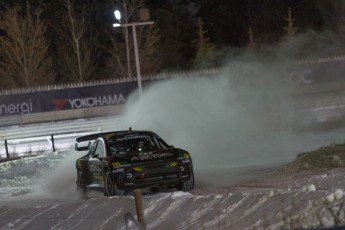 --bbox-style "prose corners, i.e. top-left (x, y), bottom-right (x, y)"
top-left (152, 137), bottom-right (169, 150)
top-left (89, 141), bottom-right (98, 157)
top-left (157, 139), bottom-right (169, 150)
top-left (95, 140), bottom-right (106, 158)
